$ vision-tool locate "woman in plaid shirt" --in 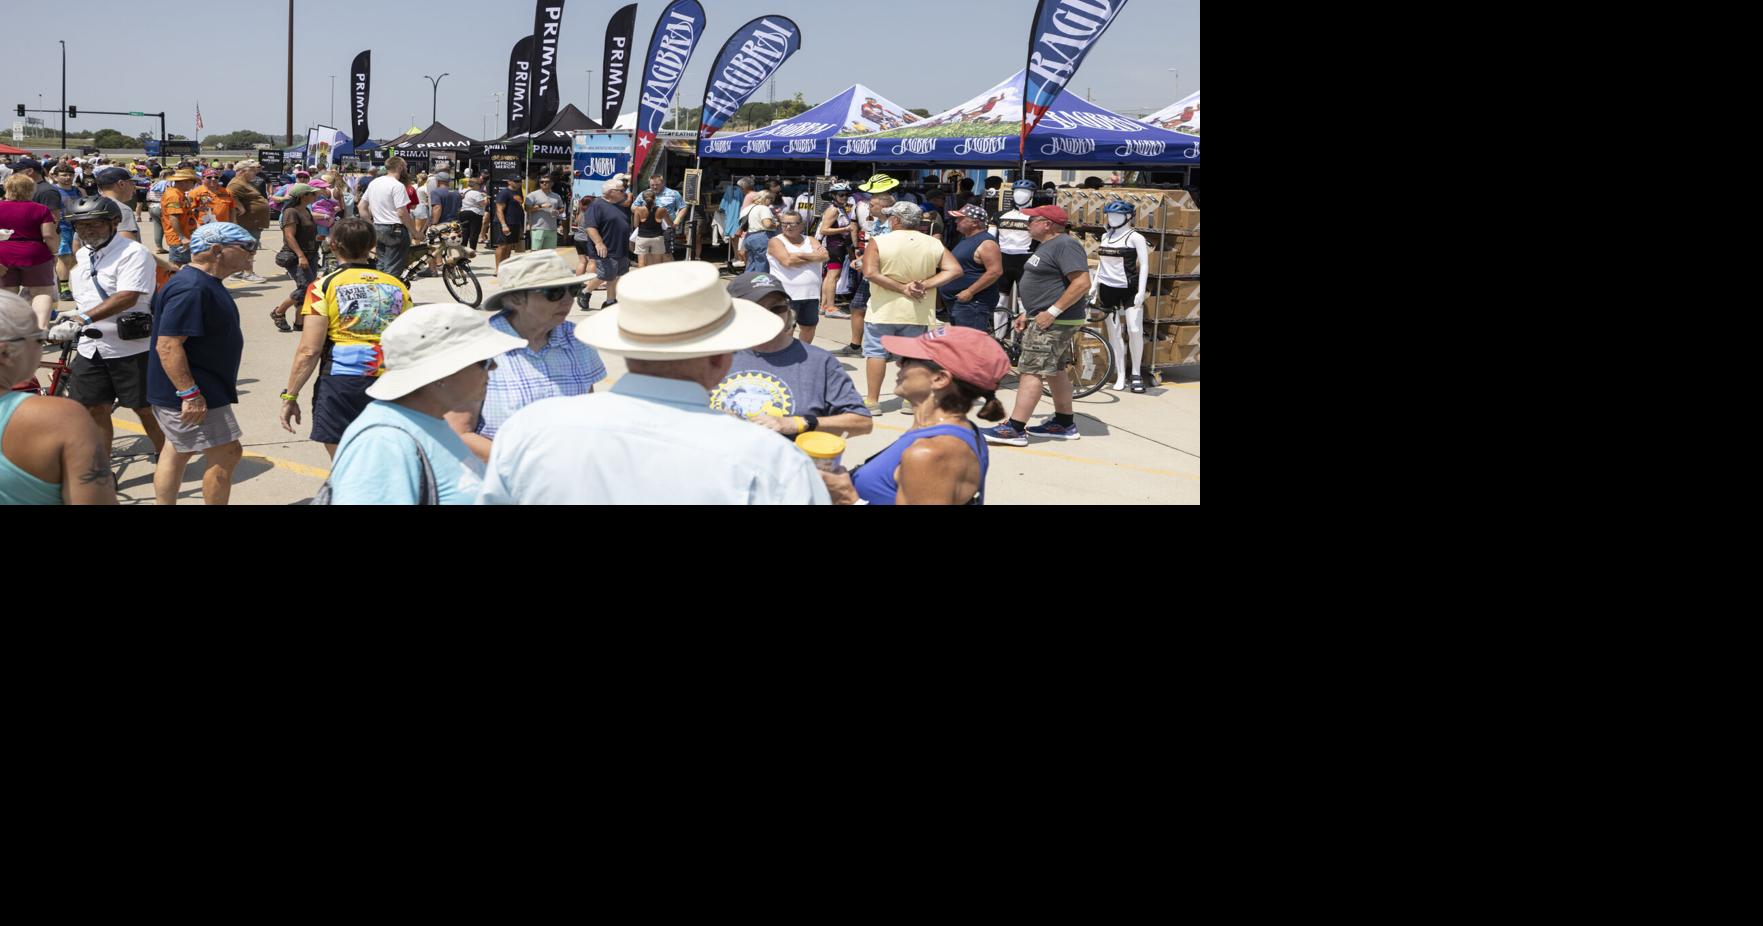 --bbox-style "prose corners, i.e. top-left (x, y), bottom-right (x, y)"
top-left (446, 251), bottom-right (605, 462)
